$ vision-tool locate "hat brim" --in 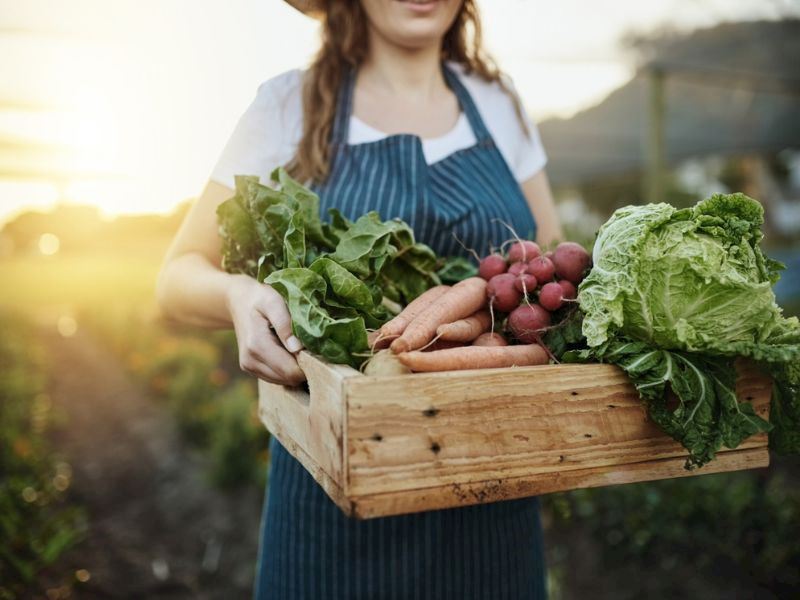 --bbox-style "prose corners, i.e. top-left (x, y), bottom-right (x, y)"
top-left (285, 0), bottom-right (324, 18)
